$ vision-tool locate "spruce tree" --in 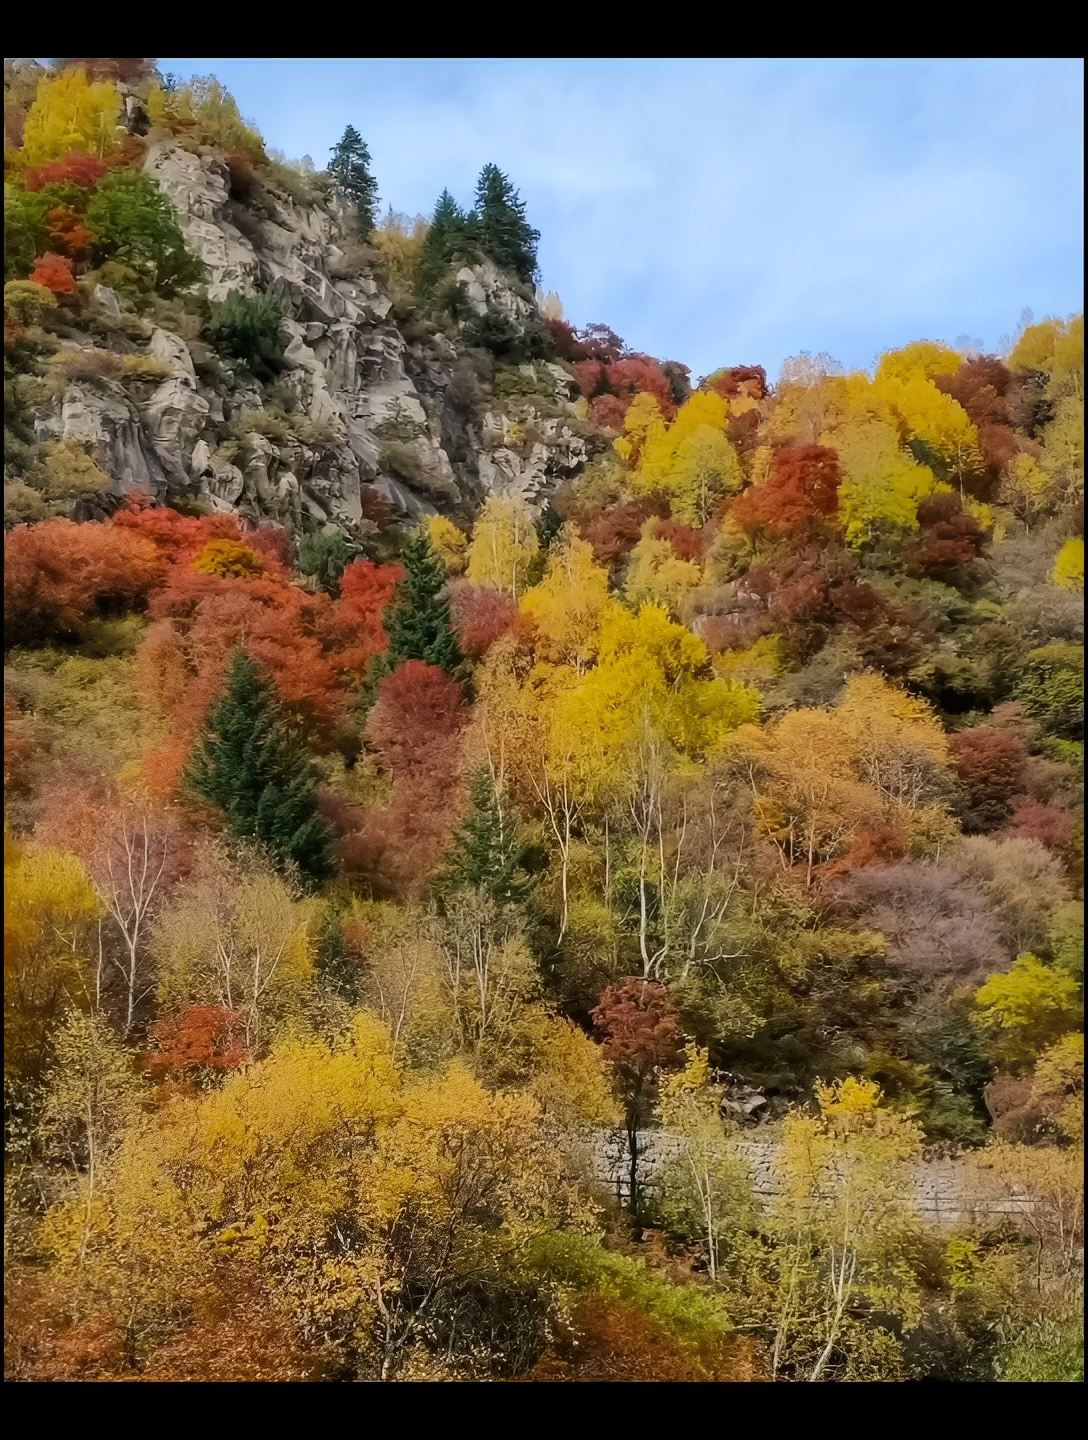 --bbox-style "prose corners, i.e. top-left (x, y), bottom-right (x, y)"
top-left (314, 905), bottom-right (359, 1002)
top-left (438, 768), bottom-right (529, 904)
top-left (328, 124), bottom-right (380, 238)
top-left (384, 528), bottom-right (464, 674)
top-left (419, 187), bottom-right (475, 292)
top-left (185, 649), bottom-right (332, 881)
top-left (472, 163), bottom-right (539, 285)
